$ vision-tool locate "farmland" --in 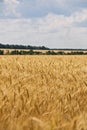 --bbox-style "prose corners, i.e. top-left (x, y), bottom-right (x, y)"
top-left (0, 48), bottom-right (87, 55)
top-left (0, 56), bottom-right (87, 130)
